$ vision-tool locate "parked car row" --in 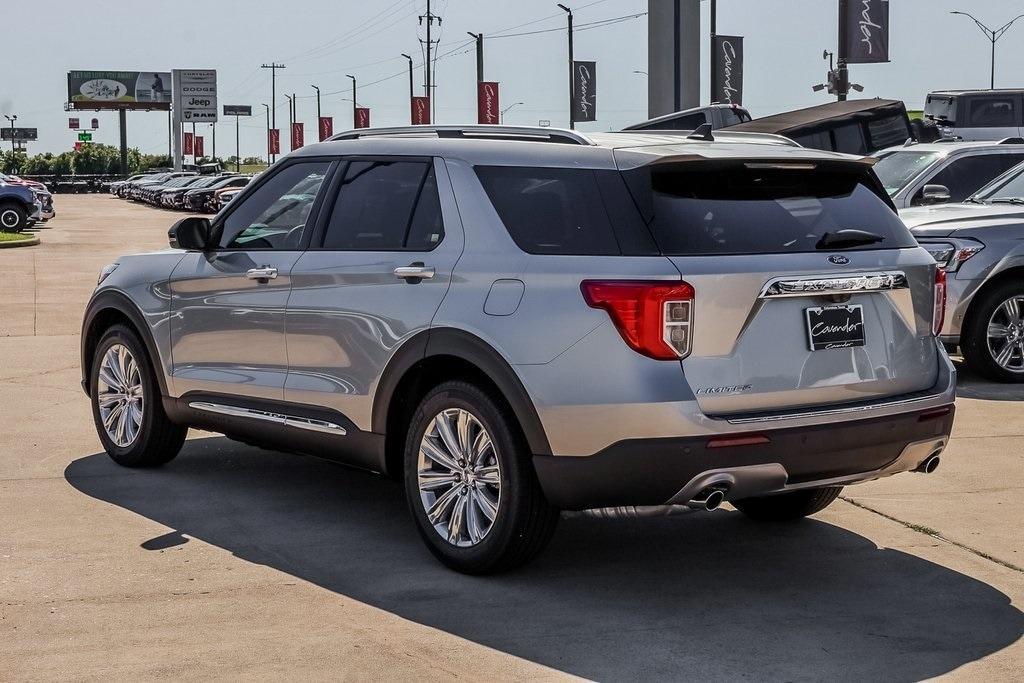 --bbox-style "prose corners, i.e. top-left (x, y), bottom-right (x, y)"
top-left (0, 172), bottom-right (54, 230)
top-left (110, 171), bottom-right (253, 214)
